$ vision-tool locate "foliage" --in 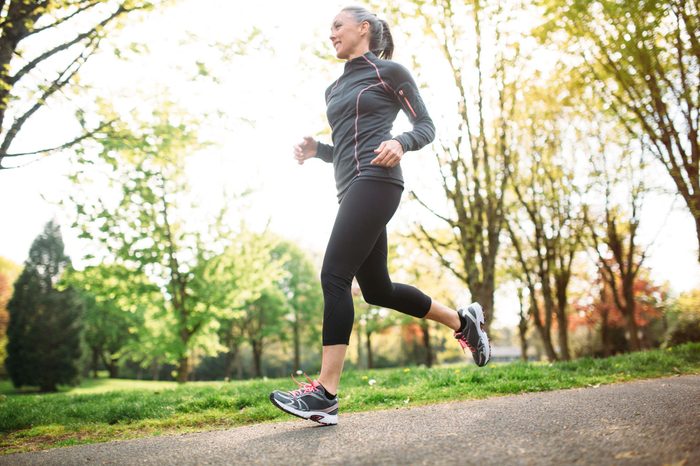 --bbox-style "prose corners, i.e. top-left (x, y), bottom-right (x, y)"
top-left (0, 257), bottom-right (22, 375)
top-left (62, 264), bottom-right (160, 377)
top-left (536, 0), bottom-right (700, 260)
top-left (67, 111), bottom-right (289, 378)
top-left (189, 229), bottom-right (288, 379)
top-left (243, 286), bottom-right (288, 377)
top-left (5, 221), bottom-right (82, 391)
top-left (68, 101), bottom-right (211, 381)
top-left (388, 234), bottom-right (463, 367)
top-left (386, 0), bottom-right (530, 327)
top-left (506, 74), bottom-right (587, 361)
top-left (0, 258), bottom-right (21, 334)
top-left (268, 240), bottom-right (323, 371)
top-left (67, 108), bottom-right (313, 381)
top-left (583, 121), bottom-right (652, 352)
top-left (664, 289), bottom-right (700, 347)
top-left (0, 0), bottom-right (165, 169)
top-left (570, 268), bottom-right (667, 355)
